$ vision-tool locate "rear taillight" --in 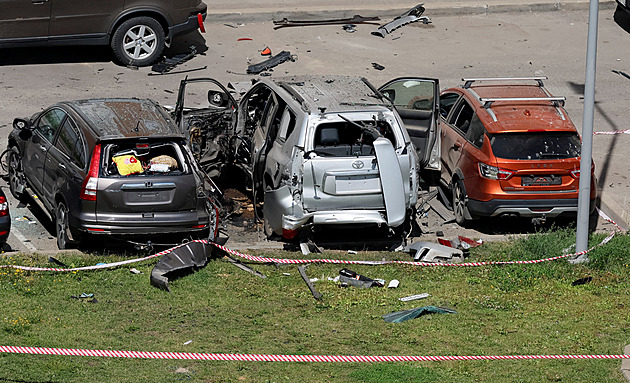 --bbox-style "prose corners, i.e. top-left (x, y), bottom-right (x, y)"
top-left (570, 162), bottom-right (595, 179)
top-left (479, 163), bottom-right (515, 180)
top-left (80, 144), bottom-right (101, 201)
top-left (282, 228), bottom-right (298, 240)
top-left (0, 195), bottom-right (8, 217)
